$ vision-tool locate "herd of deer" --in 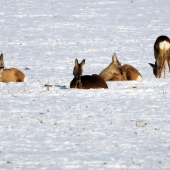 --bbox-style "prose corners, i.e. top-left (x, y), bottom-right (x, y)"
top-left (0, 35), bottom-right (170, 88)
